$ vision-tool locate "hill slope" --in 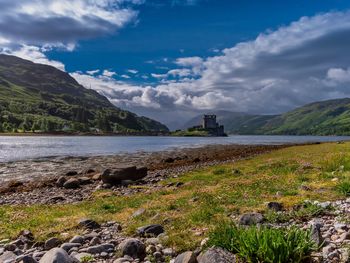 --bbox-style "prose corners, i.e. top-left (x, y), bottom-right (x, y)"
top-left (261, 98), bottom-right (350, 135)
top-left (0, 55), bottom-right (168, 133)
top-left (186, 99), bottom-right (350, 135)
